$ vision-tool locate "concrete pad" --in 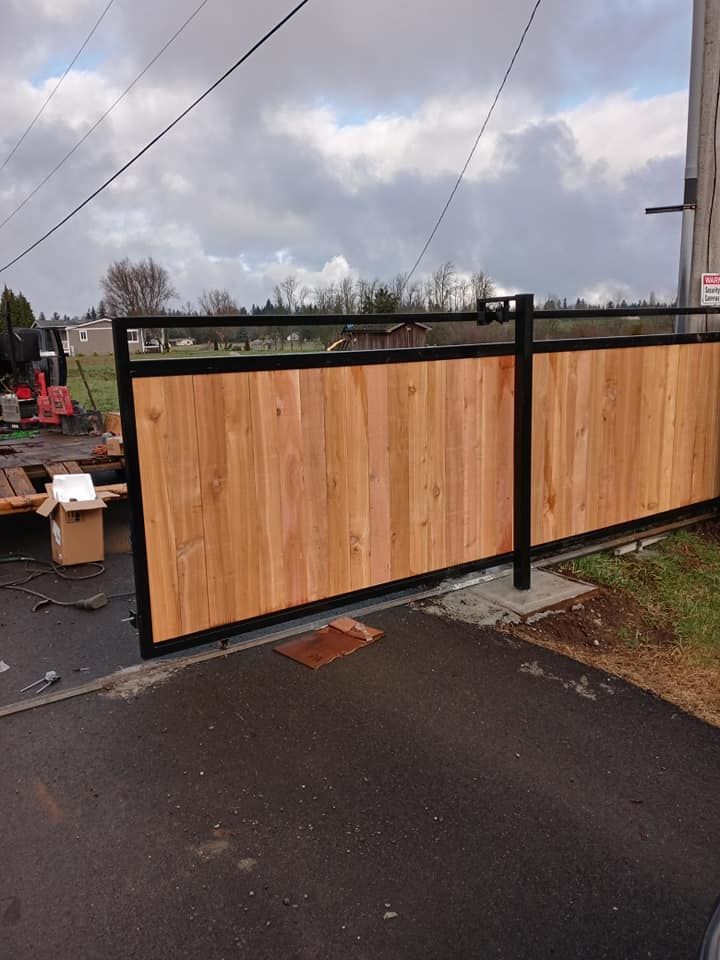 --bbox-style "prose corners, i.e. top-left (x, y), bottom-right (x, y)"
top-left (422, 590), bottom-right (520, 627)
top-left (421, 569), bottom-right (596, 627)
top-left (468, 568), bottom-right (596, 615)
